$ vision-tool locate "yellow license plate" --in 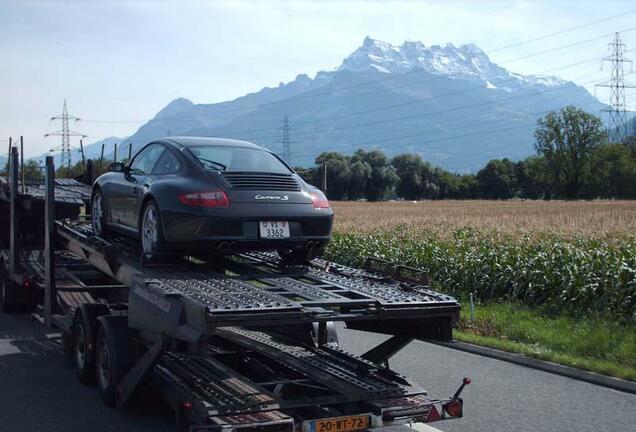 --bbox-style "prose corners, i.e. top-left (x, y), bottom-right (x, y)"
top-left (308, 414), bottom-right (370, 432)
